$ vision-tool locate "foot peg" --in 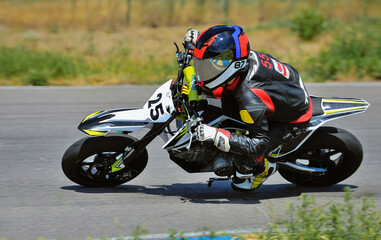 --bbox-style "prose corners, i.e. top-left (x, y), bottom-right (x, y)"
top-left (207, 177), bottom-right (230, 187)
